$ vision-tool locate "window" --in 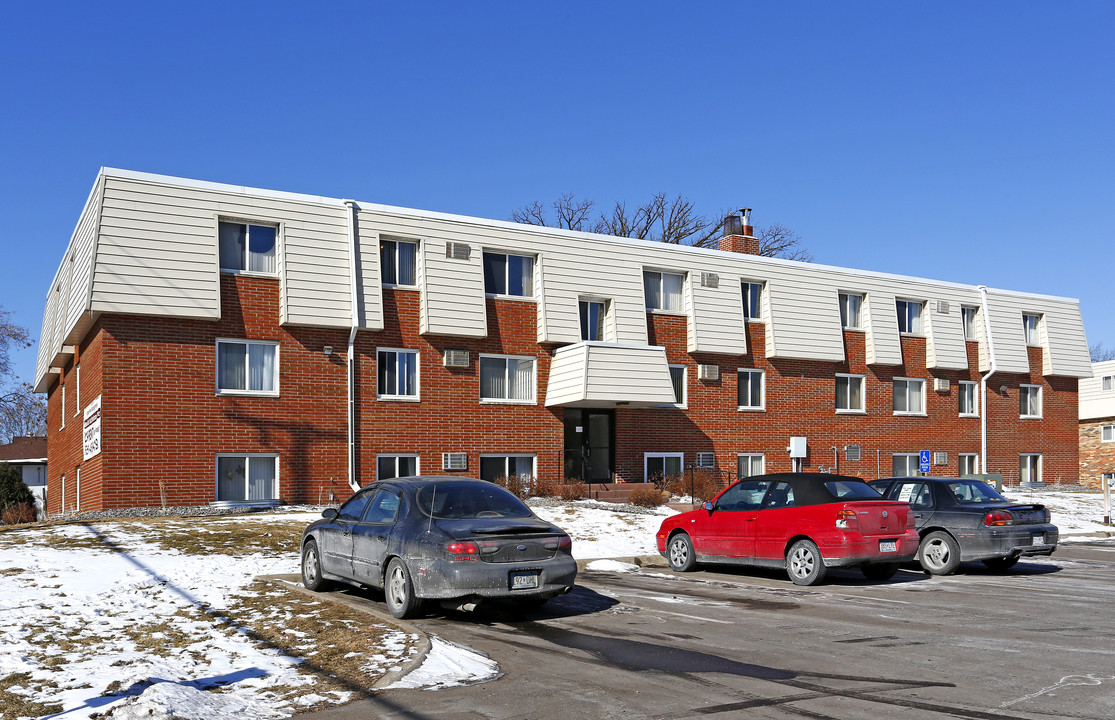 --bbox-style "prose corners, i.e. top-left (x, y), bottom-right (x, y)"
top-left (74, 365), bottom-right (80, 416)
top-left (959, 453), bottom-right (979, 476)
top-left (896, 299), bottom-right (923, 334)
top-left (377, 454), bottom-right (418, 480)
top-left (737, 369), bottom-right (765, 410)
top-left (892, 453), bottom-right (919, 476)
top-left (892, 378), bottom-right (925, 415)
top-left (668, 365), bottom-right (686, 407)
top-left (737, 453), bottom-right (764, 478)
top-left (645, 453), bottom-right (683, 483)
top-left (958, 380), bottom-right (978, 417)
top-left (219, 221), bottom-right (277, 274)
top-left (479, 455), bottom-right (535, 483)
top-left (580, 299), bottom-right (606, 341)
top-left (479, 355), bottom-right (535, 402)
top-left (377, 349), bottom-right (419, 399)
top-left (742, 281), bottom-right (763, 320)
top-left (714, 479), bottom-right (772, 511)
top-left (839, 292), bottom-right (863, 330)
top-left (1101, 425), bottom-right (1114, 443)
top-left (216, 454), bottom-right (277, 502)
top-left (891, 481), bottom-right (933, 509)
top-left (1023, 314), bottom-right (1041, 345)
top-left (60, 384), bottom-right (65, 429)
top-left (337, 489), bottom-right (373, 522)
top-left (1019, 454), bottom-right (1042, 484)
top-left (380, 238), bottom-right (417, 286)
top-left (362, 489), bottom-right (402, 524)
top-left (217, 340), bottom-right (278, 395)
top-left (1103, 376), bottom-right (1115, 392)
top-left (961, 307), bottom-right (979, 341)
top-left (1020, 384), bottom-right (1042, 418)
top-left (835, 374), bottom-right (865, 413)
top-left (483, 251), bottom-right (533, 297)
top-left (644, 270), bottom-right (684, 312)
